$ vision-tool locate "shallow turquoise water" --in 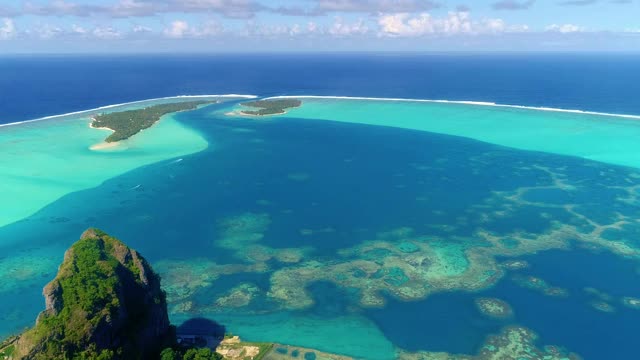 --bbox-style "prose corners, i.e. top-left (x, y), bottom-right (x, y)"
top-left (0, 97), bottom-right (234, 229)
top-left (281, 97), bottom-right (640, 169)
top-left (2, 98), bottom-right (640, 359)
